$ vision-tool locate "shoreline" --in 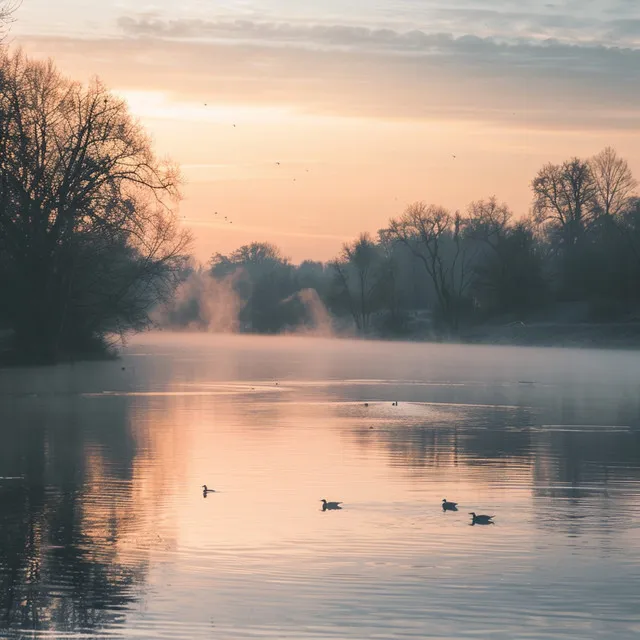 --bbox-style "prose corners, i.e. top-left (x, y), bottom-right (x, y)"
top-left (457, 321), bottom-right (640, 351)
top-left (3, 322), bottom-right (640, 367)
